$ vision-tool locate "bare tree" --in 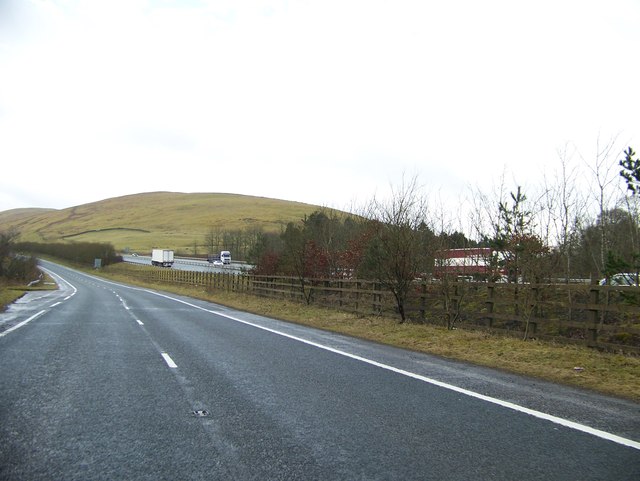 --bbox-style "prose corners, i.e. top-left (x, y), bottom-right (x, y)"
top-left (359, 175), bottom-right (431, 323)
top-left (204, 227), bottom-right (222, 255)
top-left (430, 194), bottom-right (474, 329)
top-left (468, 169), bottom-right (509, 245)
top-left (582, 134), bottom-right (624, 274)
top-left (541, 143), bottom-right (588, 281)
